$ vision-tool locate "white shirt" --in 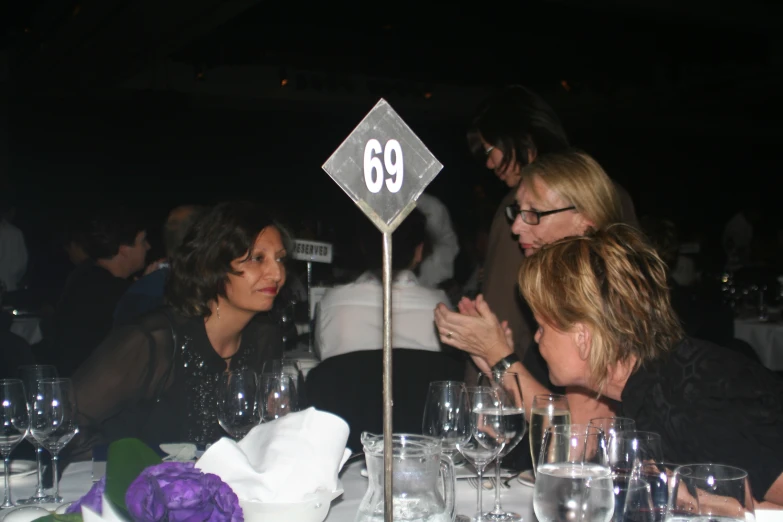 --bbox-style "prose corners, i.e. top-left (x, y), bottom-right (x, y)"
top-left (315, 270), bottom-right (452, 362)
top-left (0, 219), bottom-right (28, 292)
top-left (415, 193), bottom-right (460, 288)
